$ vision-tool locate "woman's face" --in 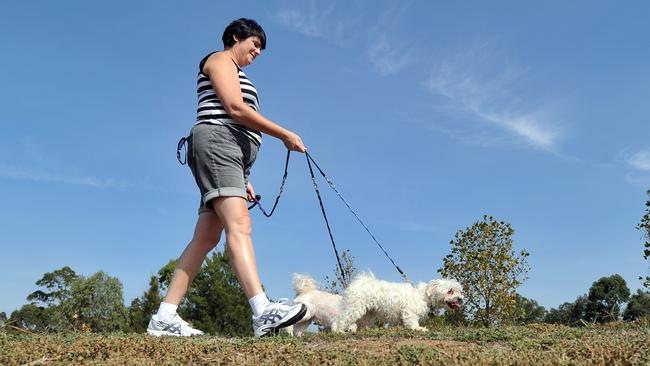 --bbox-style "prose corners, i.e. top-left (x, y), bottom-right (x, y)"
top-left (232, 36), bottom-right (263, 67)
